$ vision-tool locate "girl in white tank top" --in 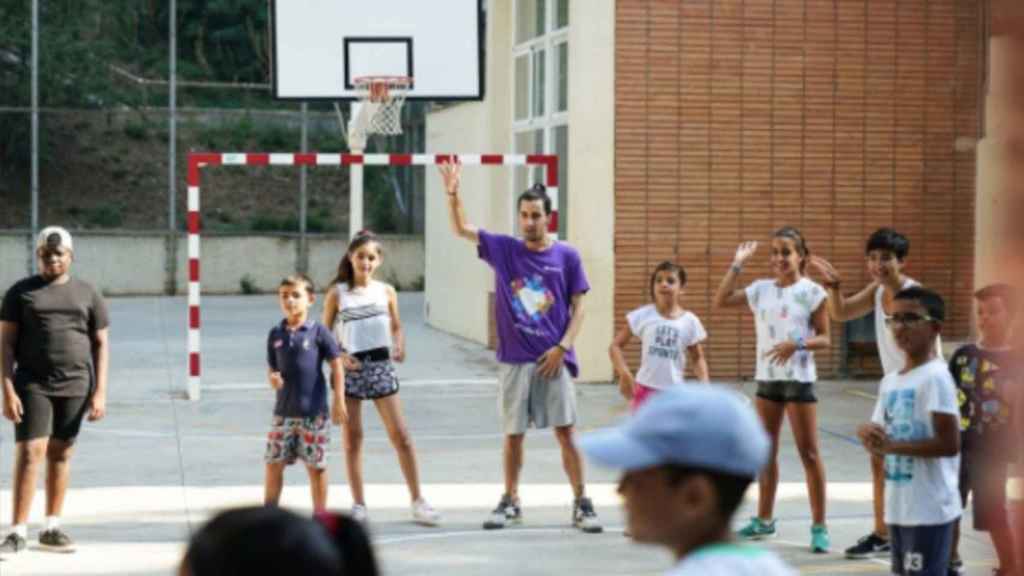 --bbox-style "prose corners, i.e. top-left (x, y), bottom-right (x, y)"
top-left (322, 231), bottom-right (439, 527)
